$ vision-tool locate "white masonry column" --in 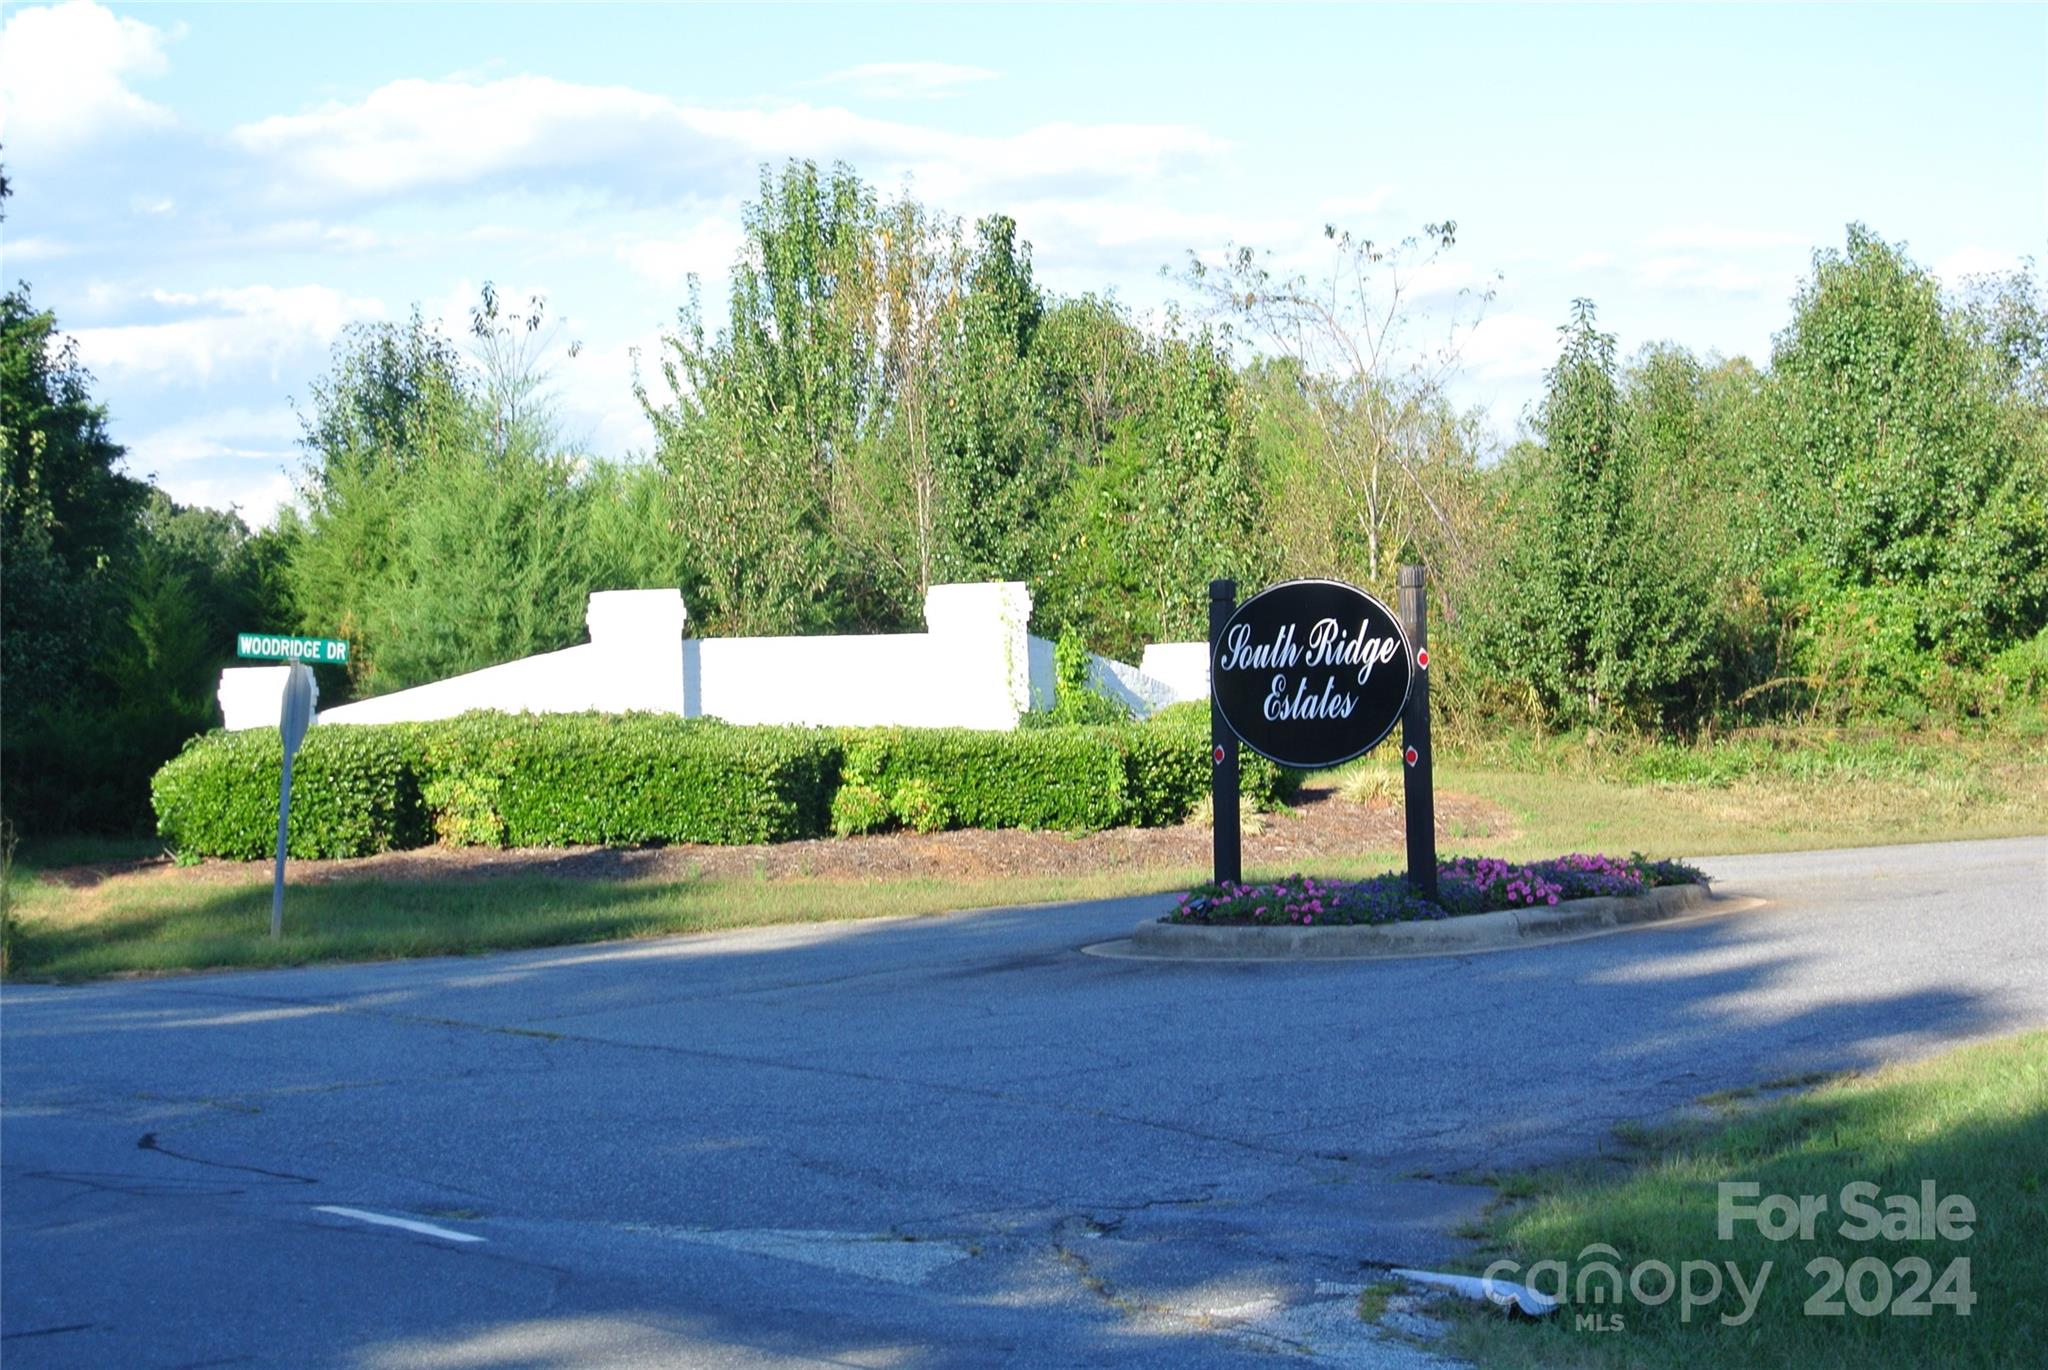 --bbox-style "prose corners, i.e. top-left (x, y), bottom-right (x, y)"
top-left (583, 588), bottom-right (689, 714)
top-left (218, 666), bottom-right (319, 732)
top-left (922, 582), bottom-right (1034, 730)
